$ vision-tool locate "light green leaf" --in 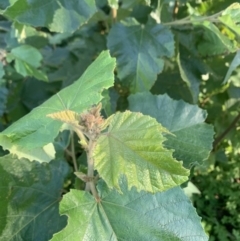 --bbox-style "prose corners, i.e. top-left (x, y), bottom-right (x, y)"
top-left (51, 177), bottom-right (208, 241)
top-left (3, 0), bottom-right (97, 33)
top-left (0, 155), bottom-right (69, 241)
top-left (194, 21), bottom-right (237, 56)
top-left (8, 45), bottom-right (42, 67)
top-left (223, 50), bottom-right (240, 84)
top-left (183, 181), bottom-right (201, 198)
top-left (218, 14), bottom-right (240, 36)
top-left (128, 92), bottom-right (214, 168)
top-left (0, 135), bottom-right (55, 163)
top-left (108, 0), bottom-right (119, 9)
top-left (0, 51), bottom-right (116, 162)
top-left (221, 3), bottom-right (240, 23)
top-left (7, 45), bottom-right (48, 81)
top-left (94, 111), bottom-right (189, 193)
top-left (107, 20), bottom-right (174, 92)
